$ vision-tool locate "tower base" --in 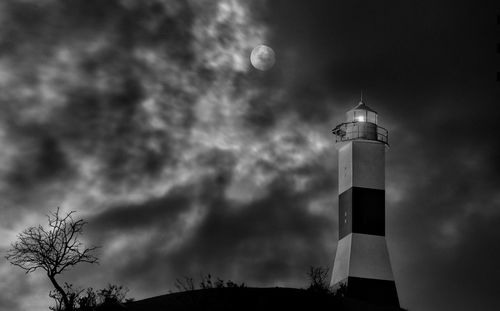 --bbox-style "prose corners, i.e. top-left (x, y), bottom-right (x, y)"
top-left (331, 233), bottom-right (400, 308)
top-left (333, 277), bottom-right (400, 307)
